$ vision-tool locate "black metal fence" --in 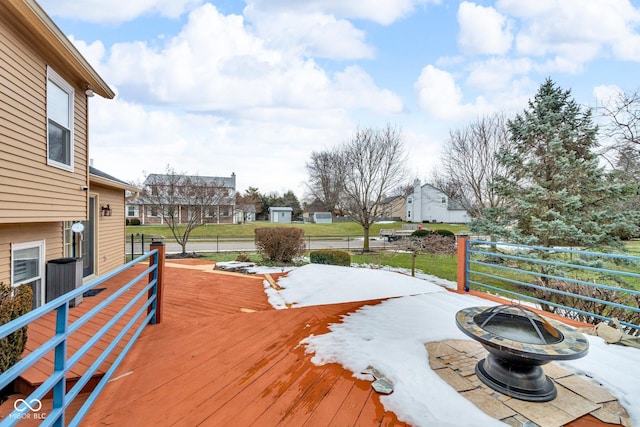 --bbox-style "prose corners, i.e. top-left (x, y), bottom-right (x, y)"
top-left (127, 233), bottom-right (394, 257)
